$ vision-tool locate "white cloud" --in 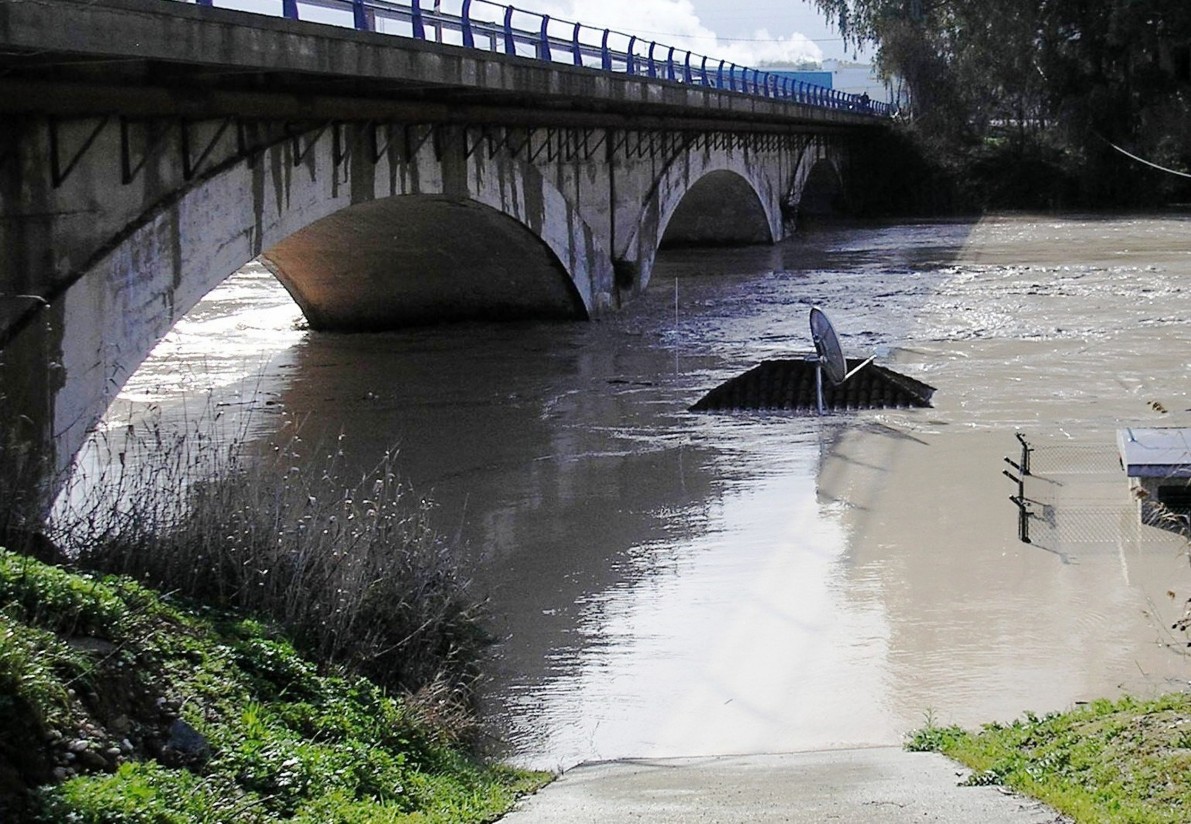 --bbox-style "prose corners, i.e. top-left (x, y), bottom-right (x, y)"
top-left (521, 0), bottom-right (822, 67)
